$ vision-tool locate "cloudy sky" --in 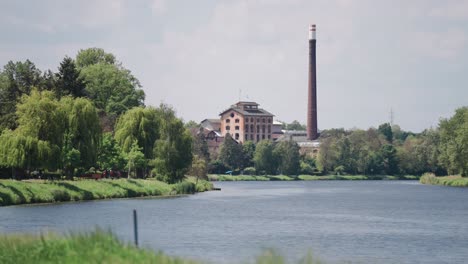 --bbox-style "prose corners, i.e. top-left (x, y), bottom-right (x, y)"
top-left (1, 0), bottom-right (467, 132)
